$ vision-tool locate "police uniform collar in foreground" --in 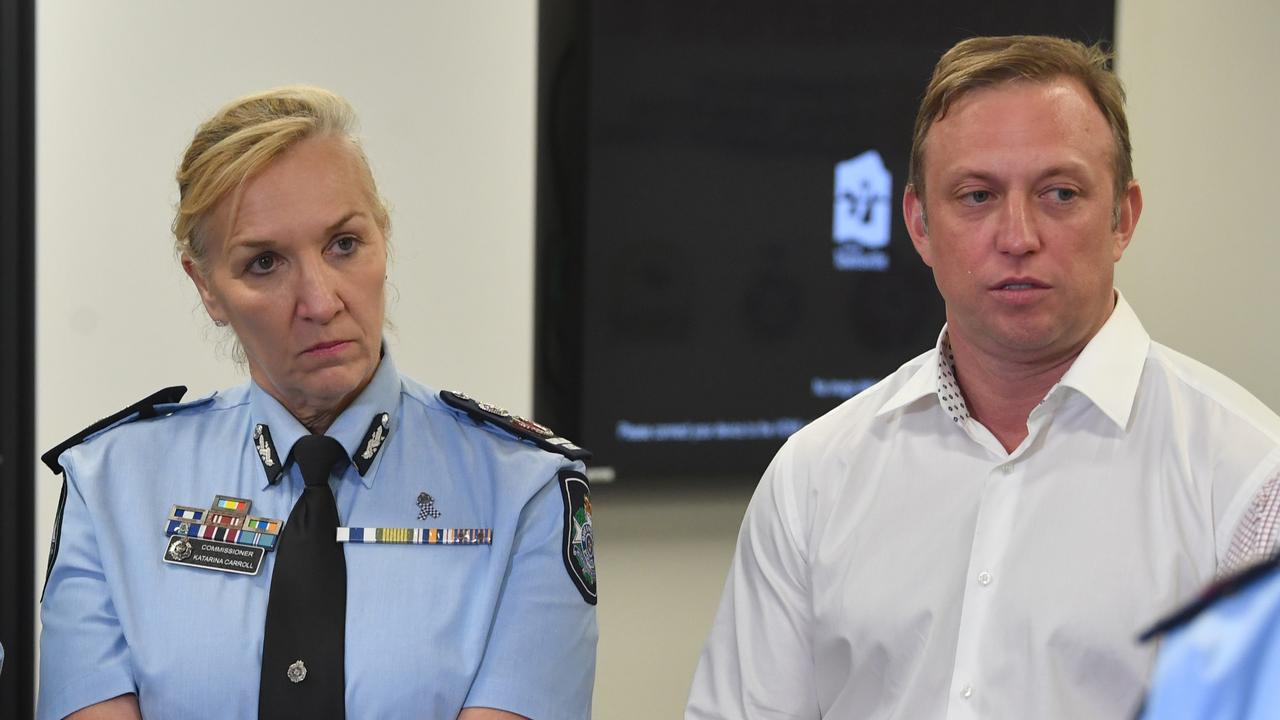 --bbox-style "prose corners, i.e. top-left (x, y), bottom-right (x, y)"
top-left (248, 348), bottom-right (402, 489)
